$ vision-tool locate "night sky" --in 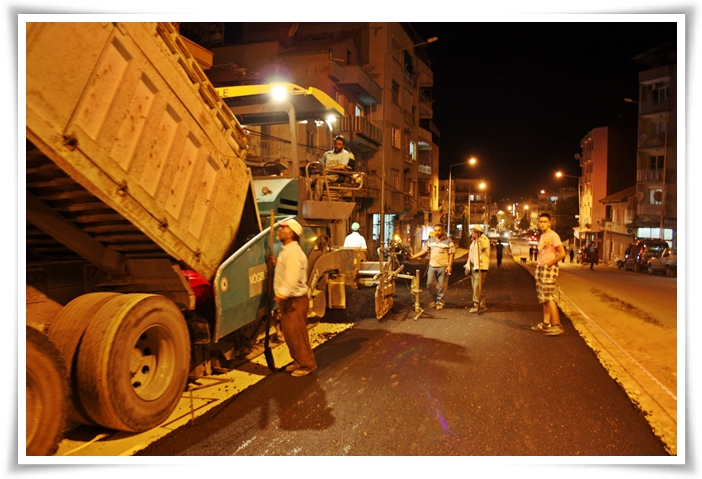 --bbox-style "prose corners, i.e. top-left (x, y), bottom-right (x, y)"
top-left (411, 21), bottom-right (678, 202)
